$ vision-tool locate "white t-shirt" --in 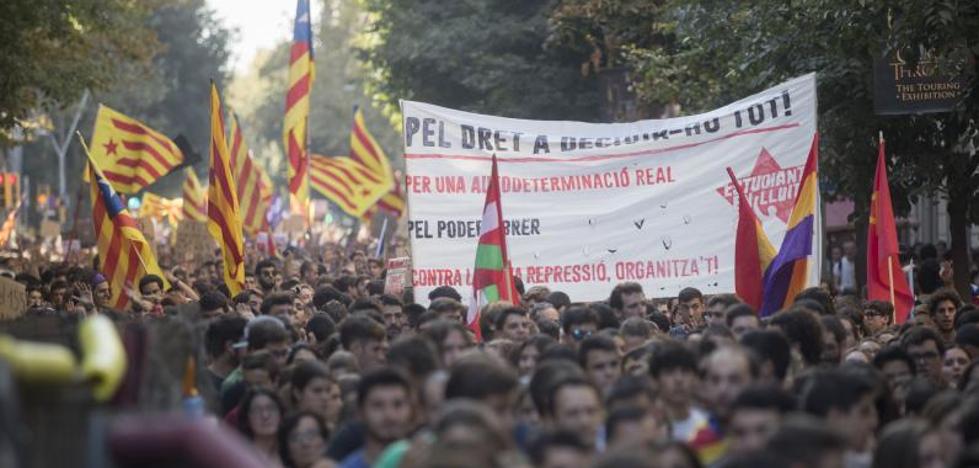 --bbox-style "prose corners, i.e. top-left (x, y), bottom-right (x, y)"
top-left (671, 406), bottom-right (709, 442)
